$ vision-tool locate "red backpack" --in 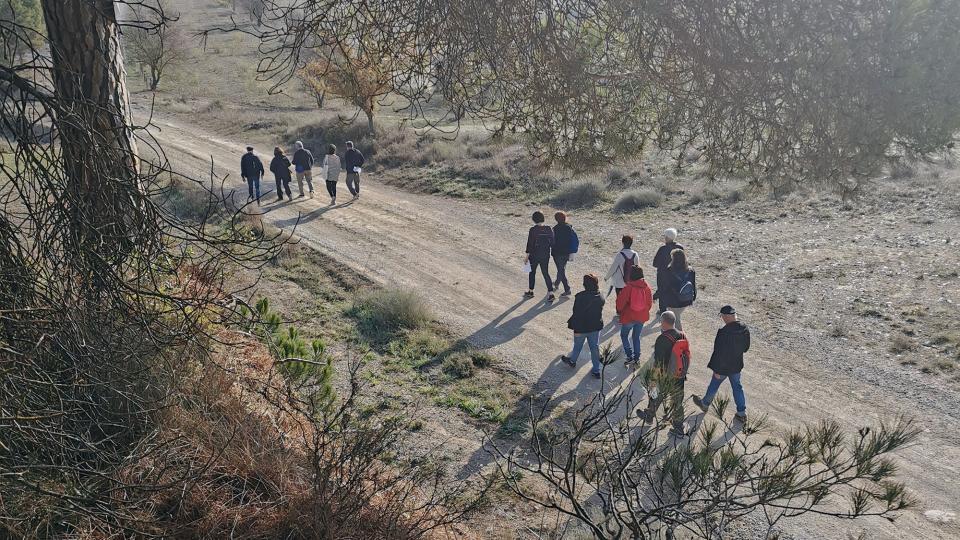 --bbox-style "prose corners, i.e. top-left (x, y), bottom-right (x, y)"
top-left (663, 331), bottom-right (691, 379)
